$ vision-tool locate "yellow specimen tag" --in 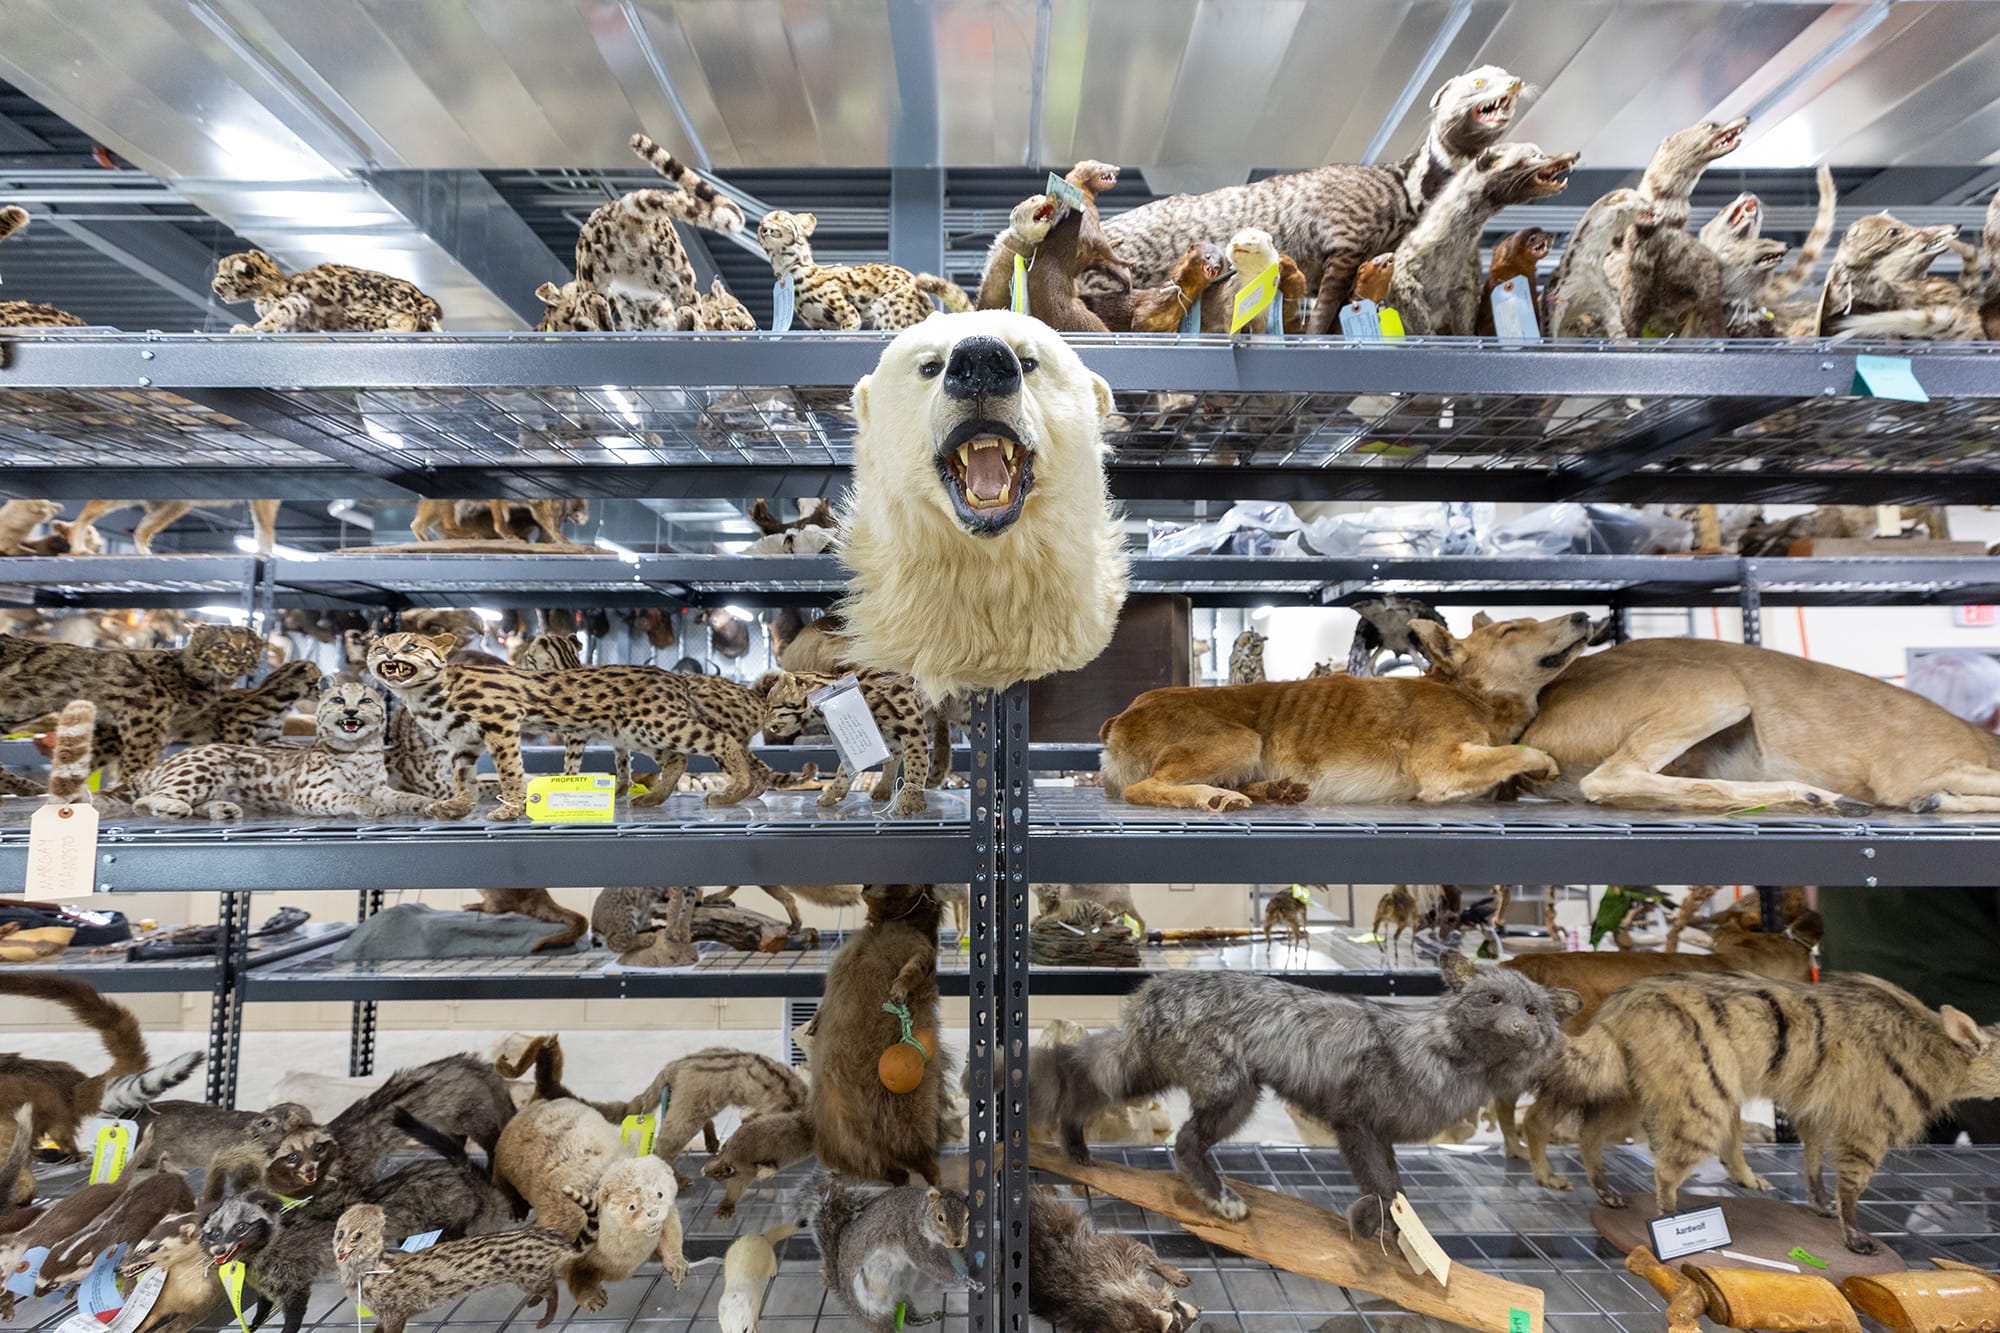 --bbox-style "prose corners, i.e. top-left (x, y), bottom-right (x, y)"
top-left (219, 1260), bottom-right (252, 1333)
top-left (1010, 253), bottom-right (1029, 314)
top-left (1290, 885), bottom-right (1311, 903)
top-left (1230, 263), bottom-right (1280, 334)
top-left (1391, 1193), bottom-right (1451, 1286)
top-left (1377, 307), bottom-right (1406, 338)
top-left (26, 801), bottom-right (98, 896)
top-left (89, 1120), bottom-right (133, 1184)
top-left (524, 774), bottom-right (616, 824)
top-left (620, 1113), bottom-right (657, 1157)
